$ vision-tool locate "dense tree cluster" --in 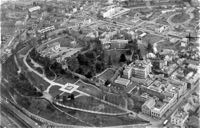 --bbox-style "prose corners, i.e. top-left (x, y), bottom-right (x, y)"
top-left (11, 73), bottom-right (43, 97)
top-left (29, 38), bottom-right (106, 79)
top-left (29, 48), bottom-right (66, 77)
